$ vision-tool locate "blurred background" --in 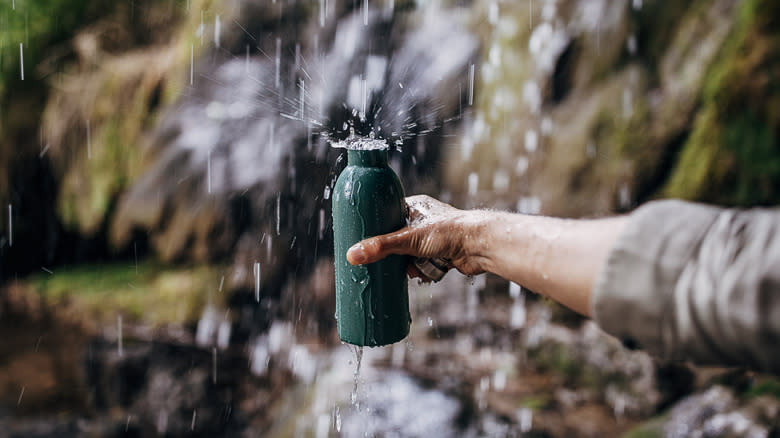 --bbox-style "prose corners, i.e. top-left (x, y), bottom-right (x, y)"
top-left (1, 0), bottom-right (779, 436)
